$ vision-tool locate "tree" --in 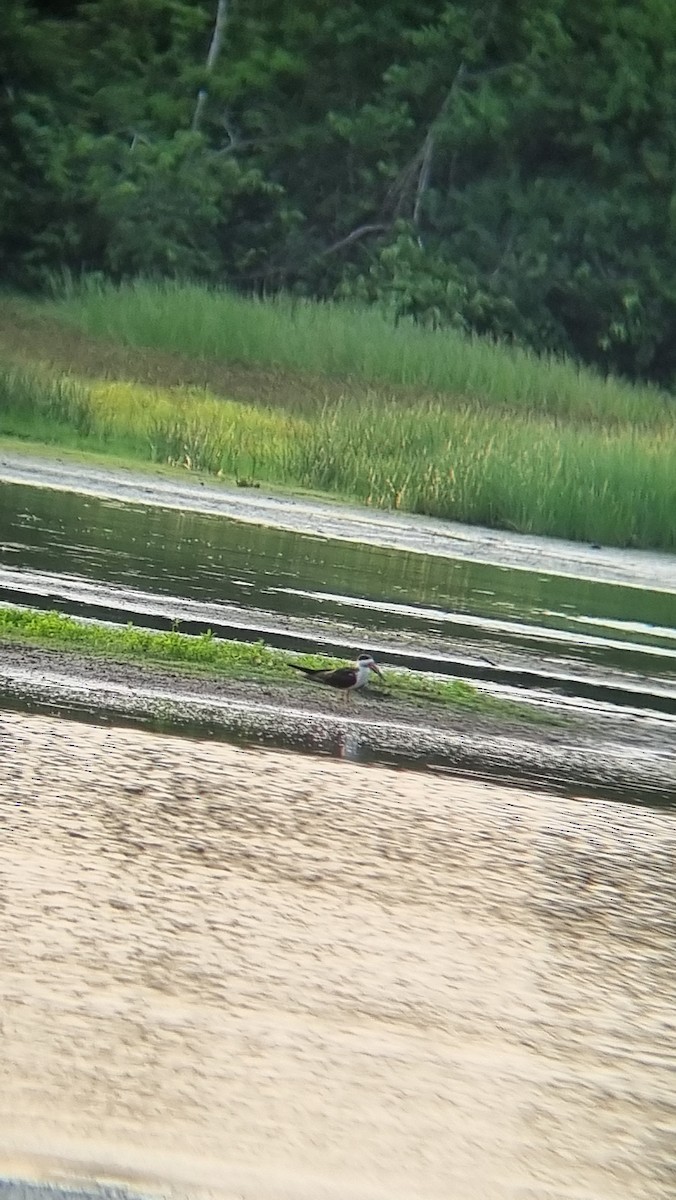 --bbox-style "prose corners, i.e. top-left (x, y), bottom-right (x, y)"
top-left (329, 0), bottom-right (676, 381)
top-left (2, 0), bottom-right (676, 384)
